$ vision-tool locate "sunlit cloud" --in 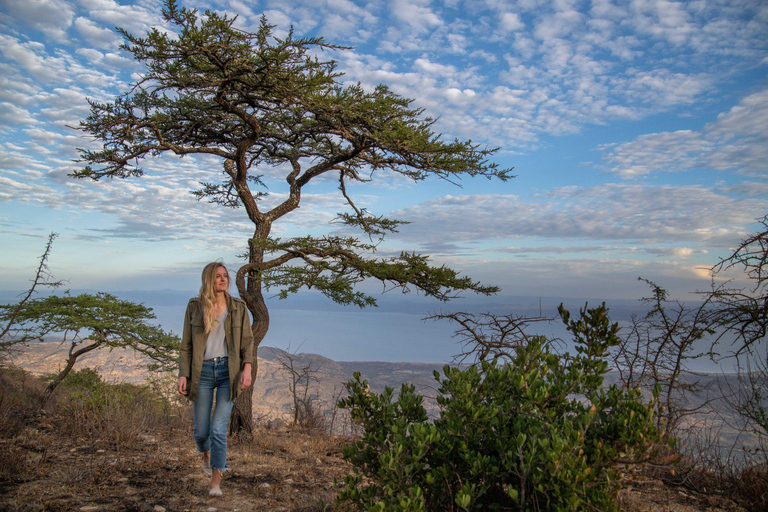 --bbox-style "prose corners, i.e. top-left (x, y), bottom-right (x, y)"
top-left (600, 88), bottom-right (768, 178)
